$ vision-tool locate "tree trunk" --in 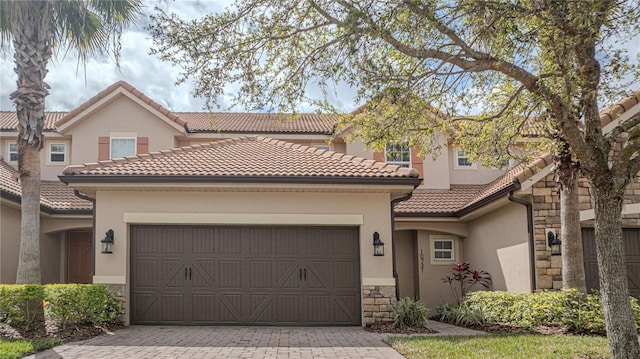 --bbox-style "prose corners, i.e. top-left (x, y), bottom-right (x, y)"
top-left (592, 184), bottom-right (640, 358)
top-left (555, 145), bottom-right (586, 292)
top-left (10, 0), bottom-right (51, 285)
top-left (15, 142), bottom-right (42, 284)
top-left (560, 176), bottom-right (586, 292)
